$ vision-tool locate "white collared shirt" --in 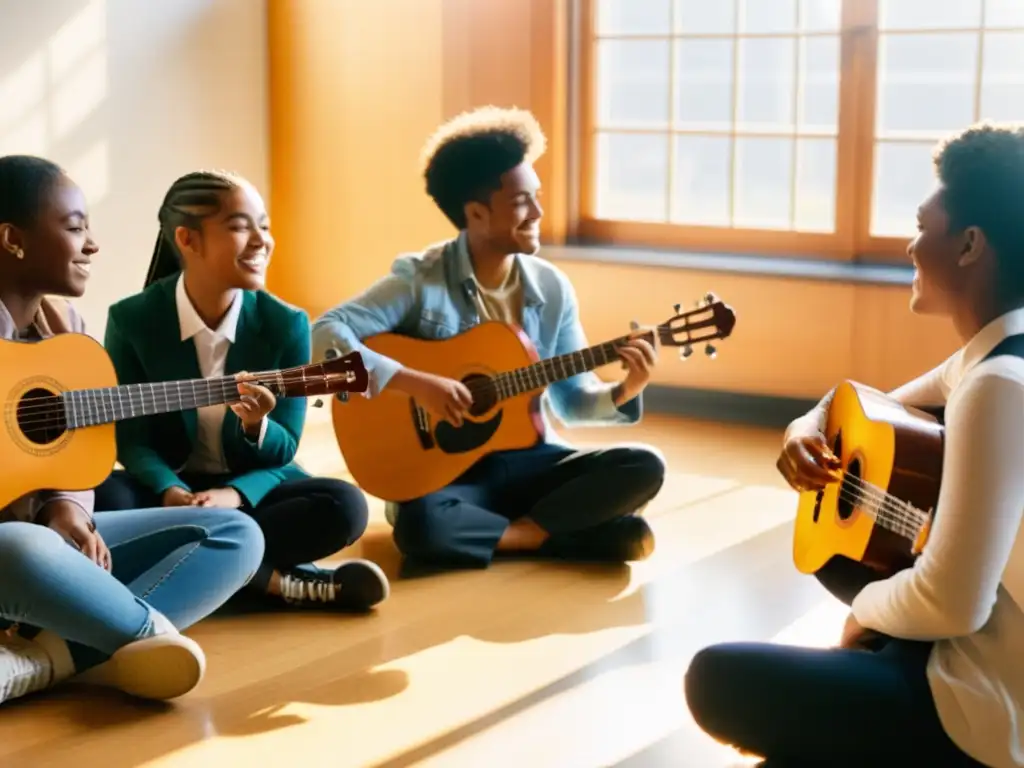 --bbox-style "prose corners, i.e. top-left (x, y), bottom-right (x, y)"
top-left (175, 274), bottom-right (266, 474)
top-left (846, 307), bottom-right (1024, 767)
